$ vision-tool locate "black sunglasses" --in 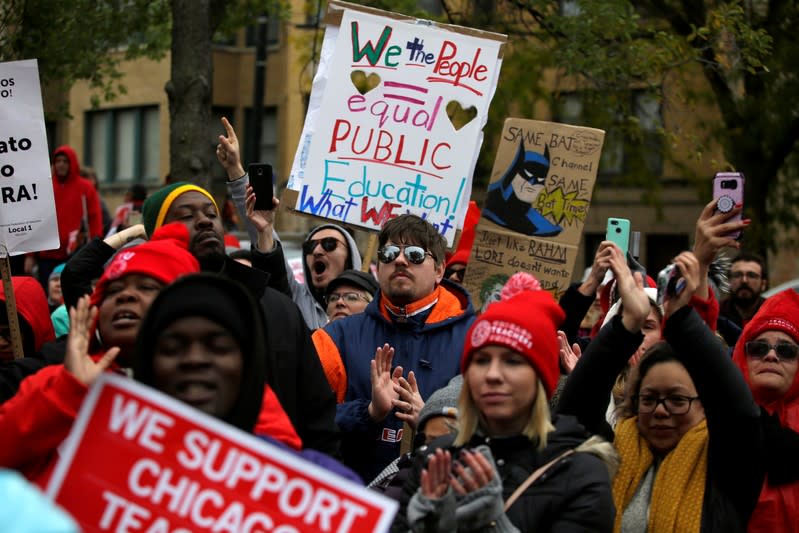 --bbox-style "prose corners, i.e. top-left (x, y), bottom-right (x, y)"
top-left (377, 245), bottom-right (433, 265)
top-left (303, 237), bottom-right (344, 255)
top-left (745, 340), bottom-right (799, 360)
